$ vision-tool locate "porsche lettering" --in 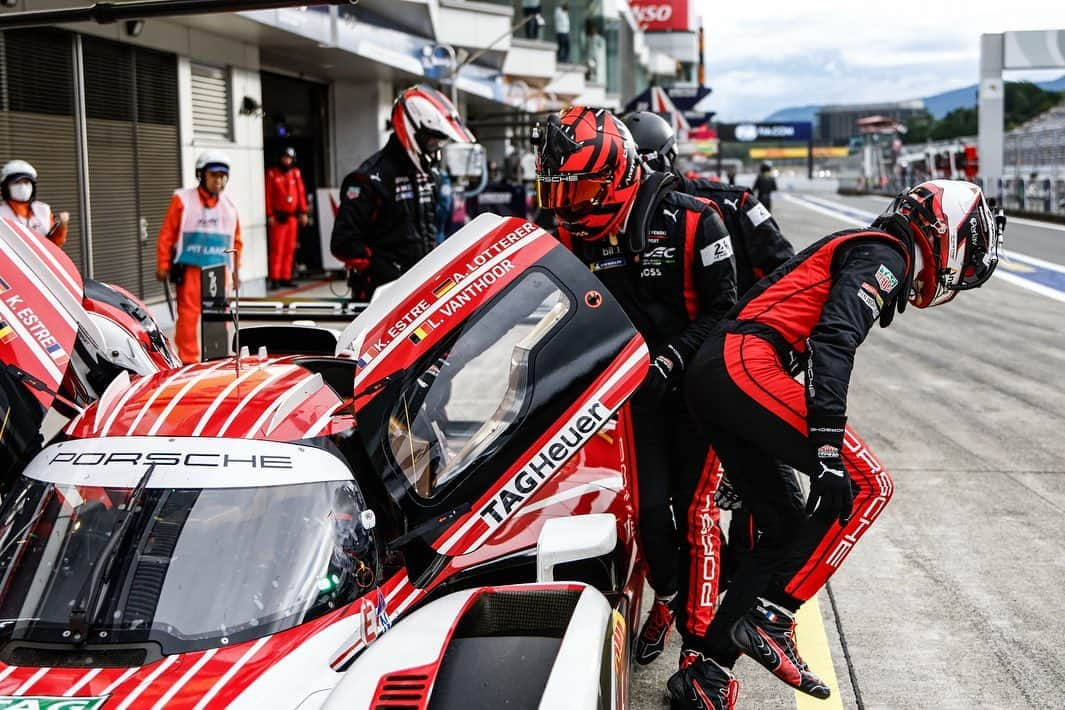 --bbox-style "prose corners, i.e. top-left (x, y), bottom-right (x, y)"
top-left (48, 451), bottom-right (293, 469)
top-left (479, 401), bottom-right (606, 525)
